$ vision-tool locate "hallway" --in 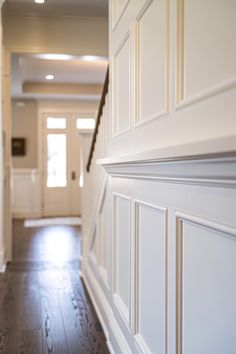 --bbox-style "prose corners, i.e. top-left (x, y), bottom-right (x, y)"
top-left (0, 220), bottom-right (109, 354)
